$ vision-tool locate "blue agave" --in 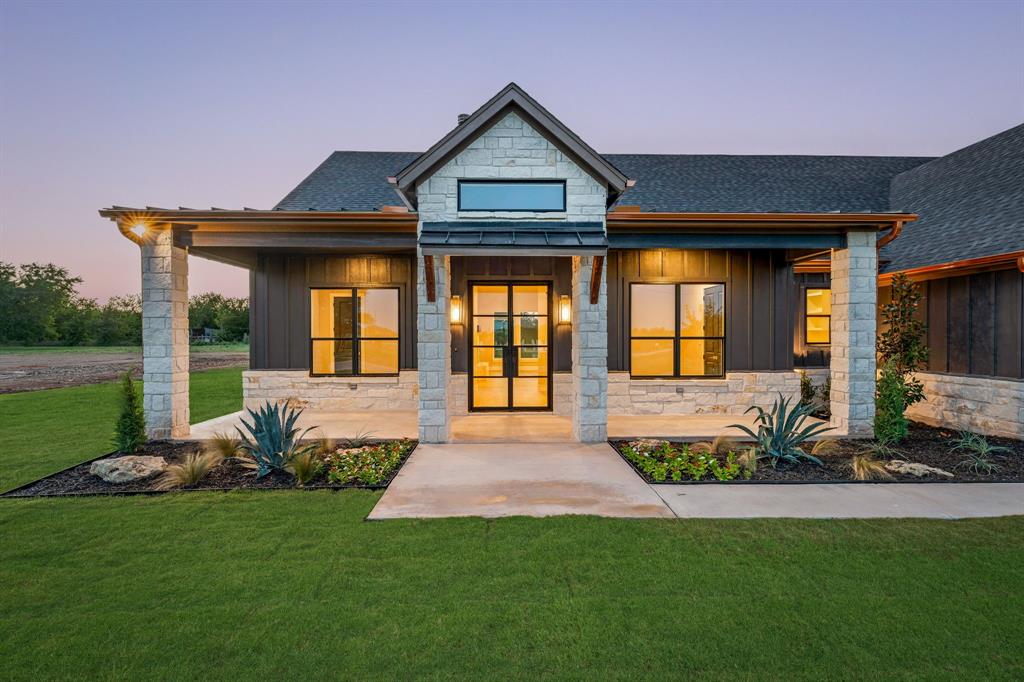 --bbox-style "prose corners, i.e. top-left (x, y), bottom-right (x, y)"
top-left (236, 402), bottom-right (318, 478)
top-left (730, 393), bottom-right (834, 468)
